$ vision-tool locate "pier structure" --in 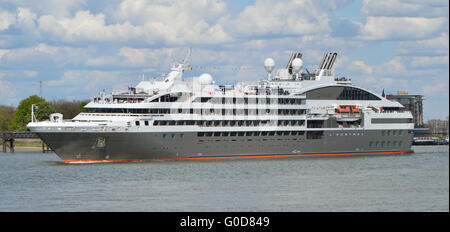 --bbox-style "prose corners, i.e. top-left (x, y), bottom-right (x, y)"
top-left (1, 132), bottom-right (51, 153)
